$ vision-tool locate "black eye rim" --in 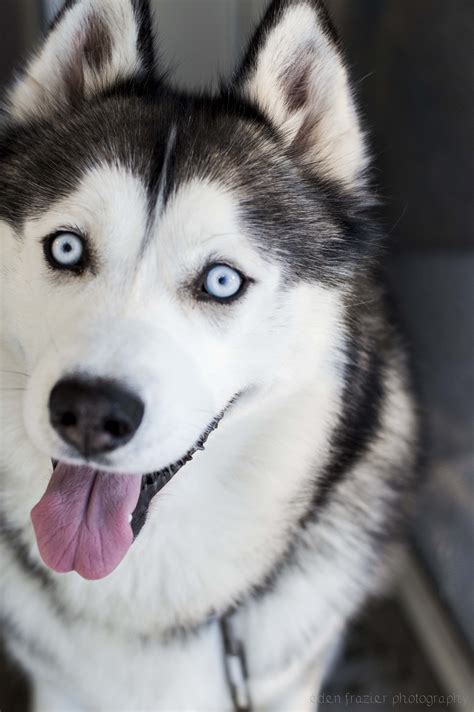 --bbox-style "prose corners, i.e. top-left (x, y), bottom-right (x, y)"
top-left (197, 262), bottom-right (251, 304)
top-left (42, 229), bottom-right (89, 274)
